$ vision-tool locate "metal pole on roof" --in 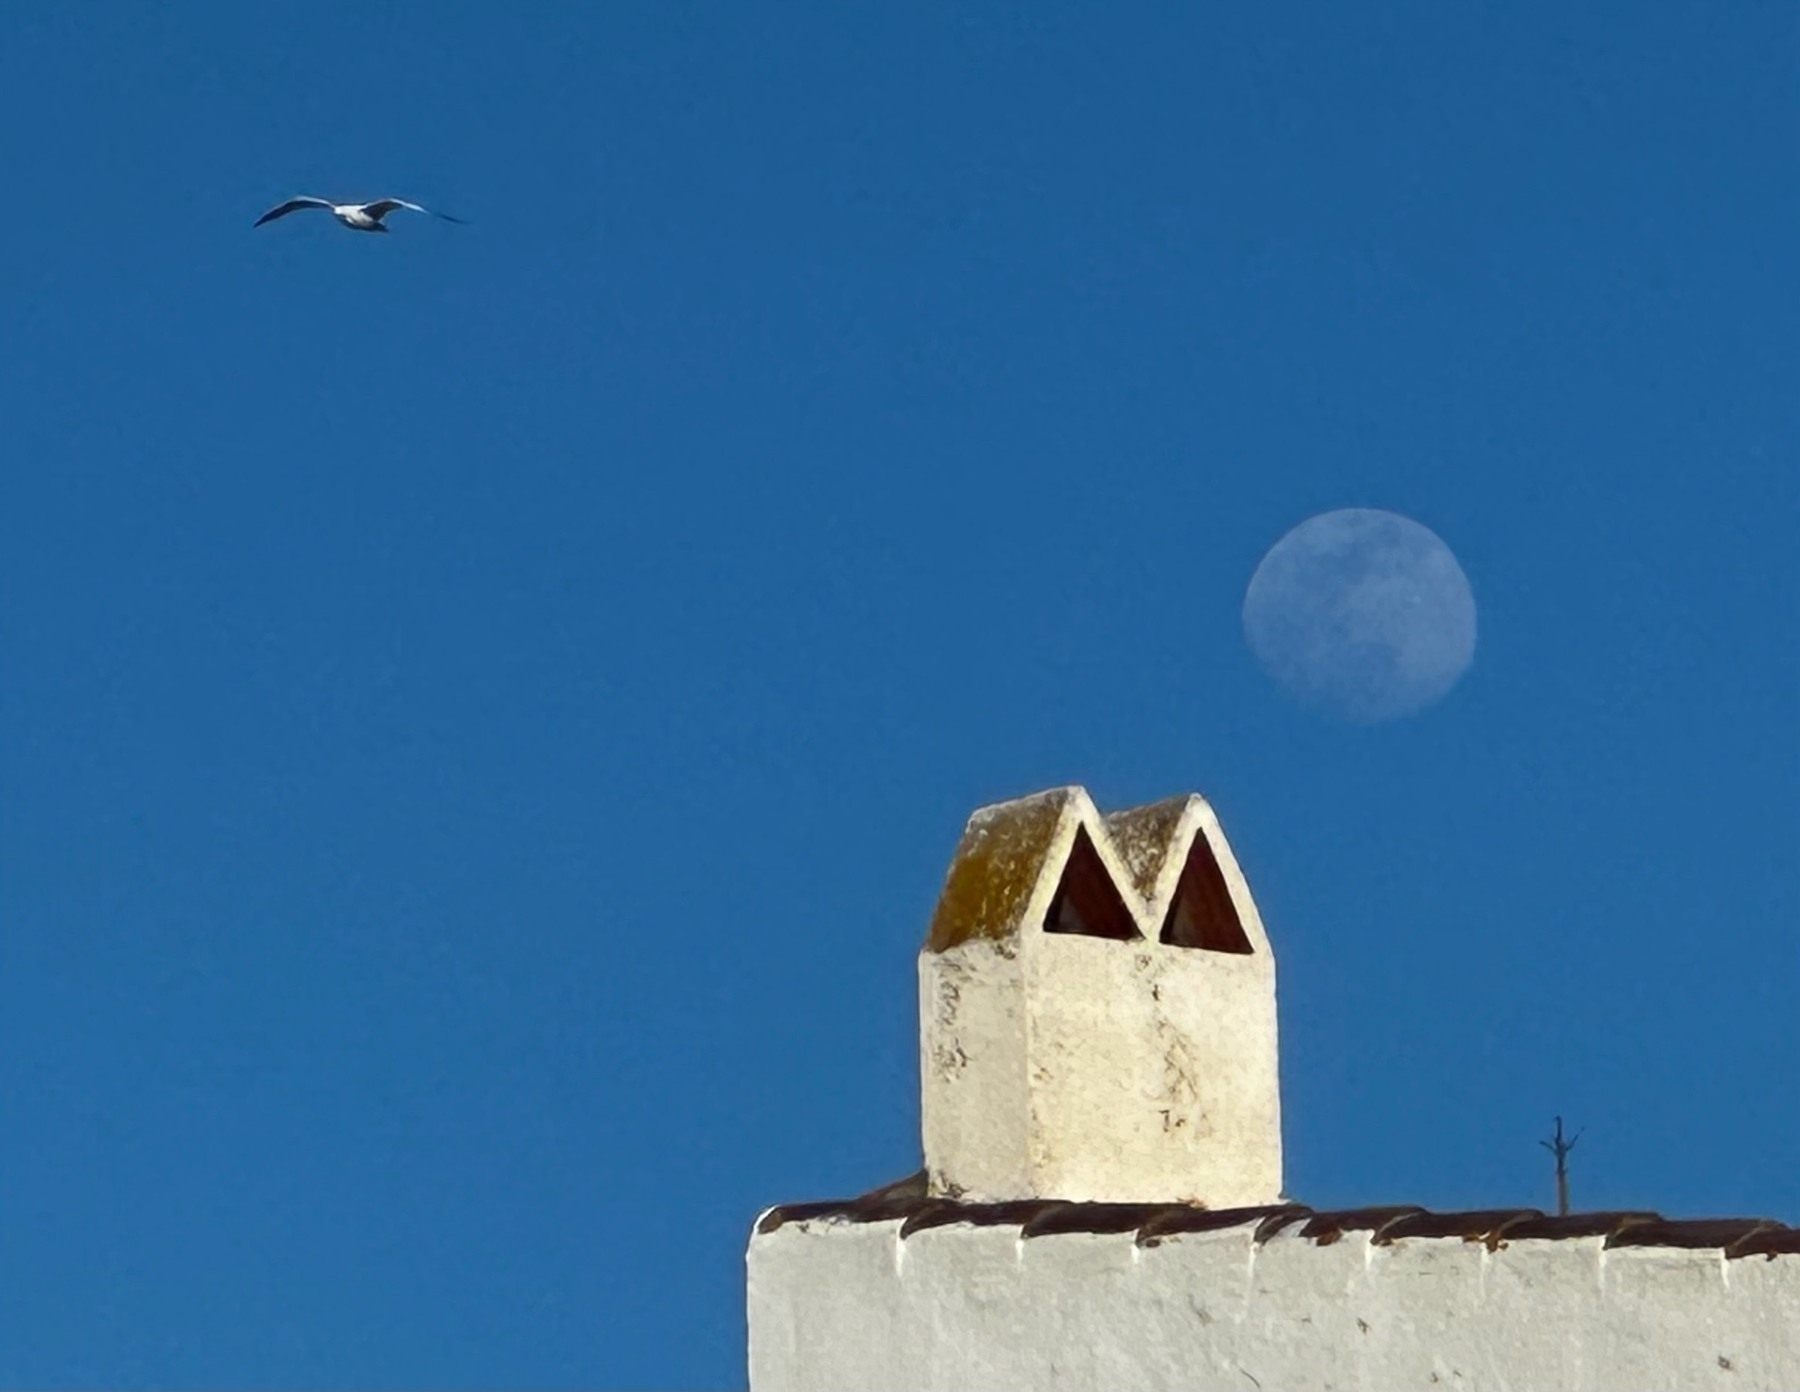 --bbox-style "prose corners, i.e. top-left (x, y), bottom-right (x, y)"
top-left (1539, 1115), bottom-right (1583, 1216)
